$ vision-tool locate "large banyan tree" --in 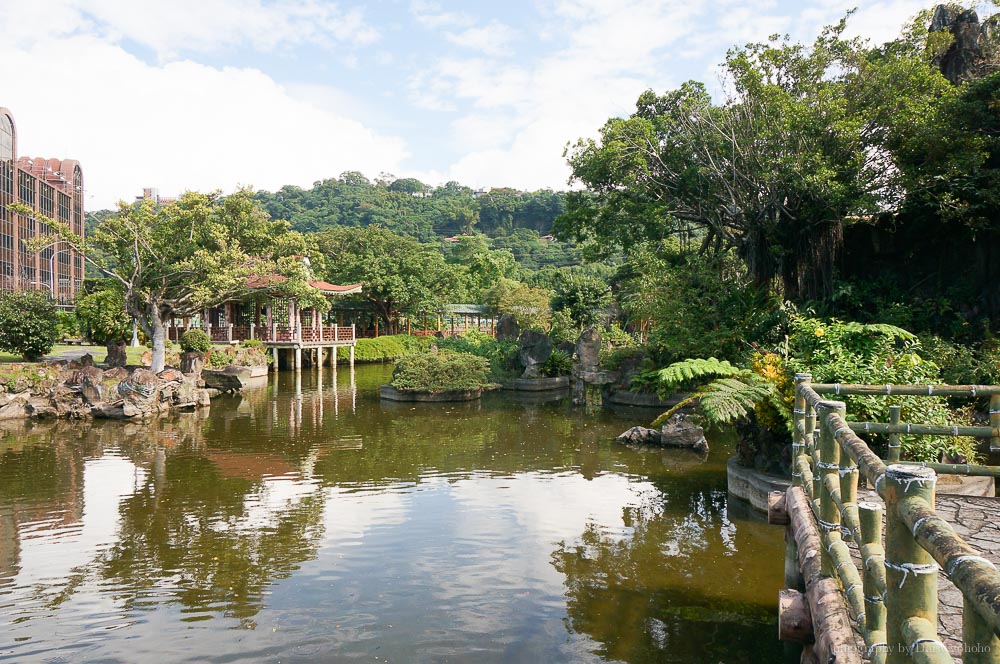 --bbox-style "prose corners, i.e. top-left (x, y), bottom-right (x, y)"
top-left (558, 14), bottom-right (956, 302)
